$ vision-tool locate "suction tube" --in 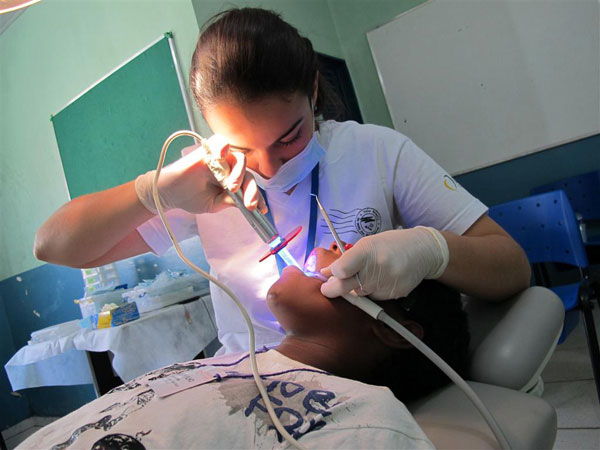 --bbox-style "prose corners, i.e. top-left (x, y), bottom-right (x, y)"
top-left (341, 291), bottom-right (512, 450)
top-left (378, 310), bottom-right (511, 448)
